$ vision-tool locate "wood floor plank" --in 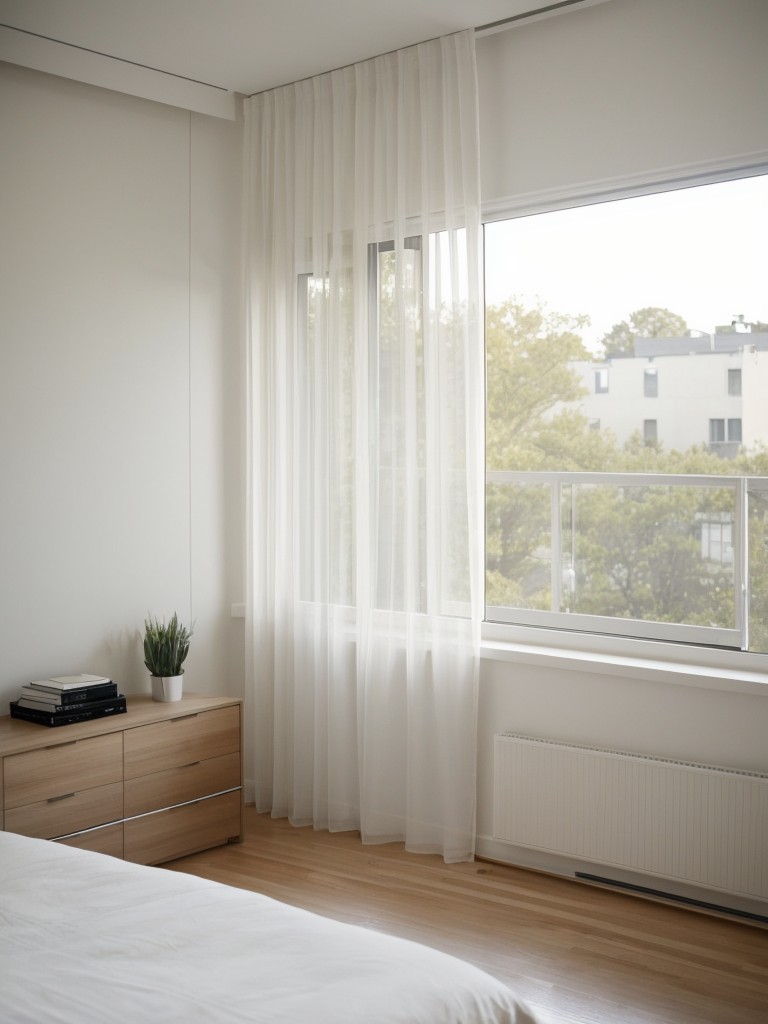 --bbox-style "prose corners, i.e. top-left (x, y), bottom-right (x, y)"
top-left (164, 807), bottom-right (768, 1024)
